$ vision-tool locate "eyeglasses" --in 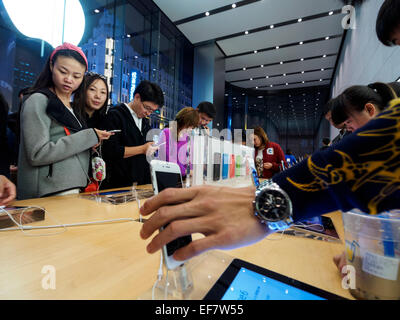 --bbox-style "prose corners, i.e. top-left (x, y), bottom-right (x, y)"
top-left (86, 71), bottom-right (107, 80)
top-left (141, 100), bottom-right (157, 113)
